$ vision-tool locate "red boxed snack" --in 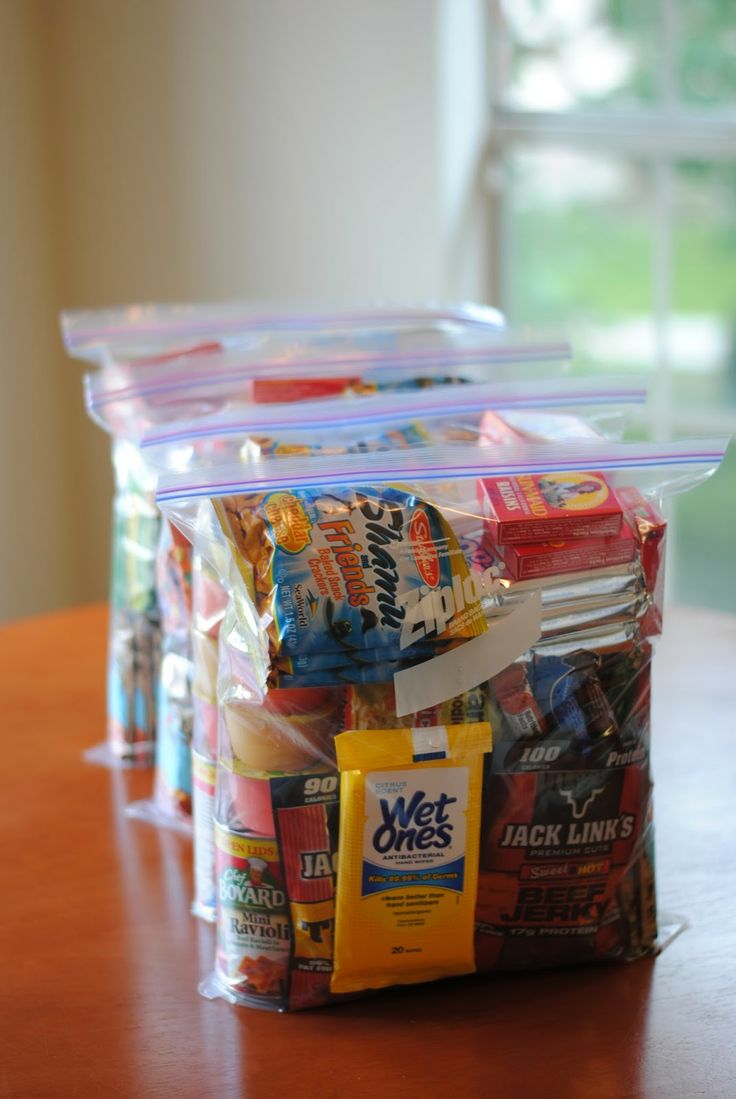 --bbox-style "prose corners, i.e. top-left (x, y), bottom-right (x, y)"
top-left (488, 522), bottom-right (637, 581)
top-left (478, 471), bottom-right (623, 543)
